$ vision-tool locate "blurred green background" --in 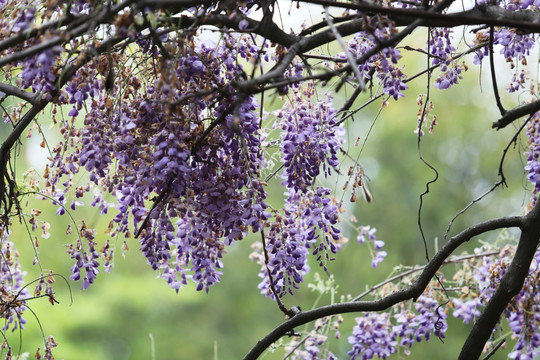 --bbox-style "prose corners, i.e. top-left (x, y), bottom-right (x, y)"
top-left (0, 34), bottom-right (531, 360)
